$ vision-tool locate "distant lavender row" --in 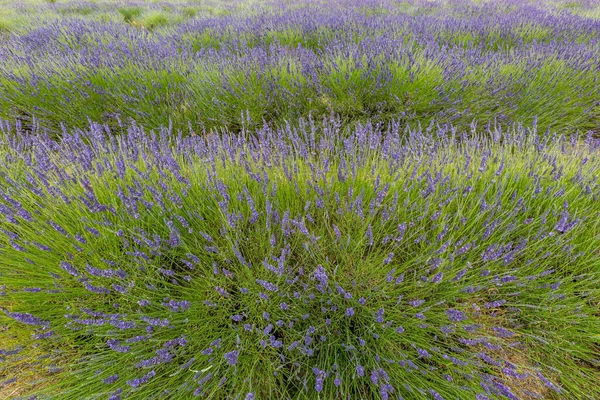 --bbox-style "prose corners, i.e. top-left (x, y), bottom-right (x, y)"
top-left (1, 117), bottom-right (599, 398)
top-left (0, 0), bottom-right (599, 133)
